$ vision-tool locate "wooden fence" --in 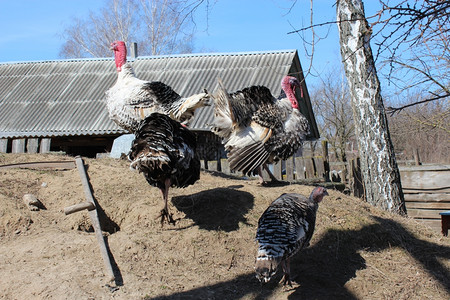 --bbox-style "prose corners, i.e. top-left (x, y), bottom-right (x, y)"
top-left (399, 165), bottom-right (450, 232)
top-left (201, 142), bottom-right (450, 234)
